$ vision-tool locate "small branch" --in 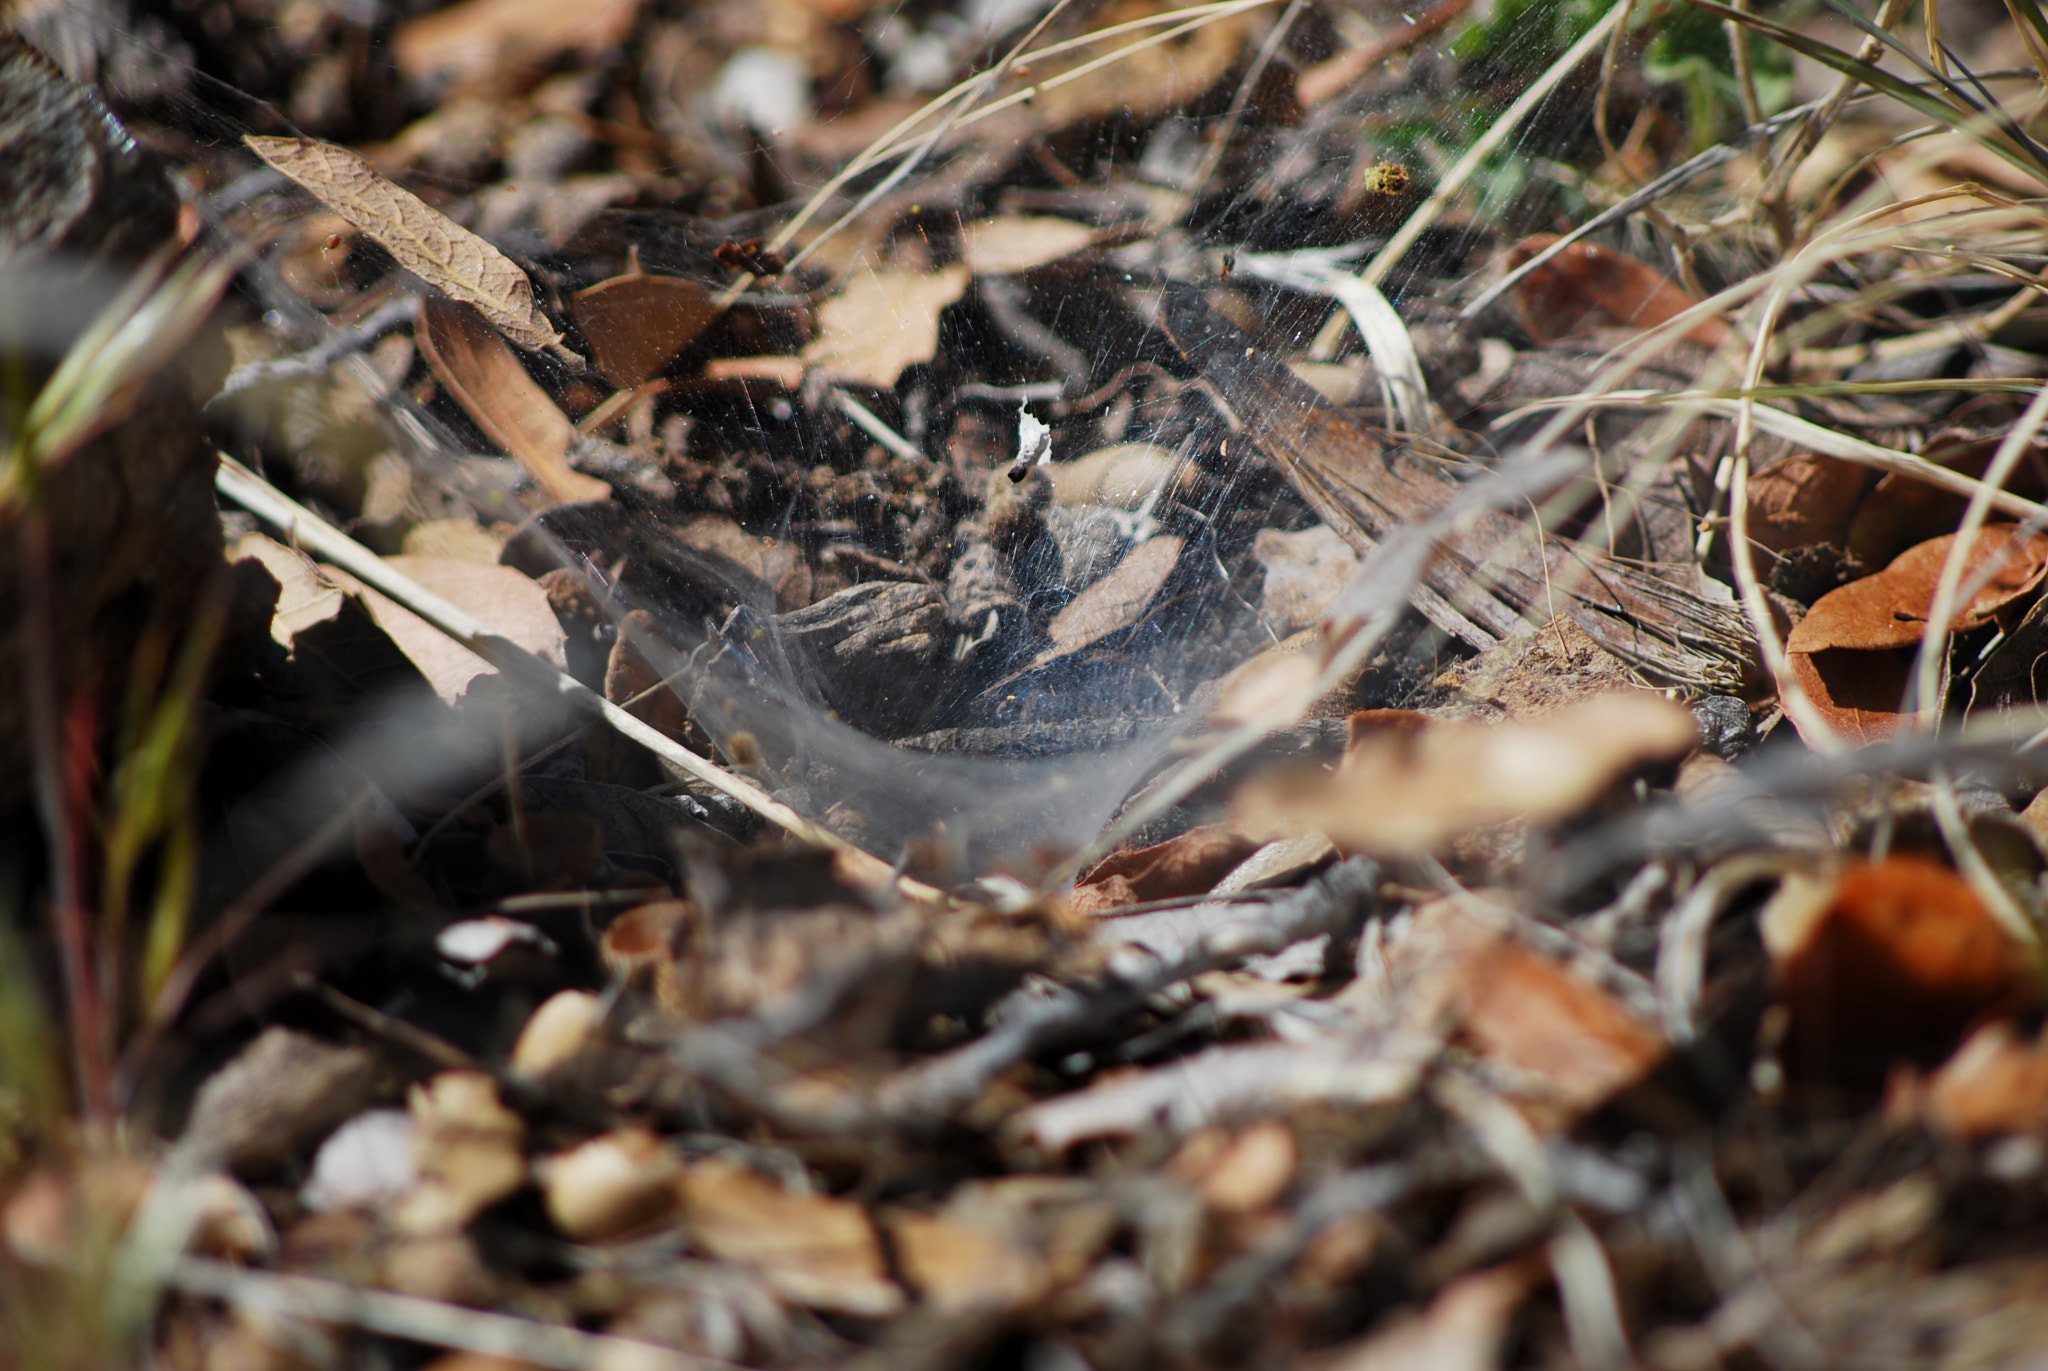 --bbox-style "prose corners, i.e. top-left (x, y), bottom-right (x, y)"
top-left (211, 294), bottom-right (420, 404)
top-left (165, 1258), bottom-right (737, 1371)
